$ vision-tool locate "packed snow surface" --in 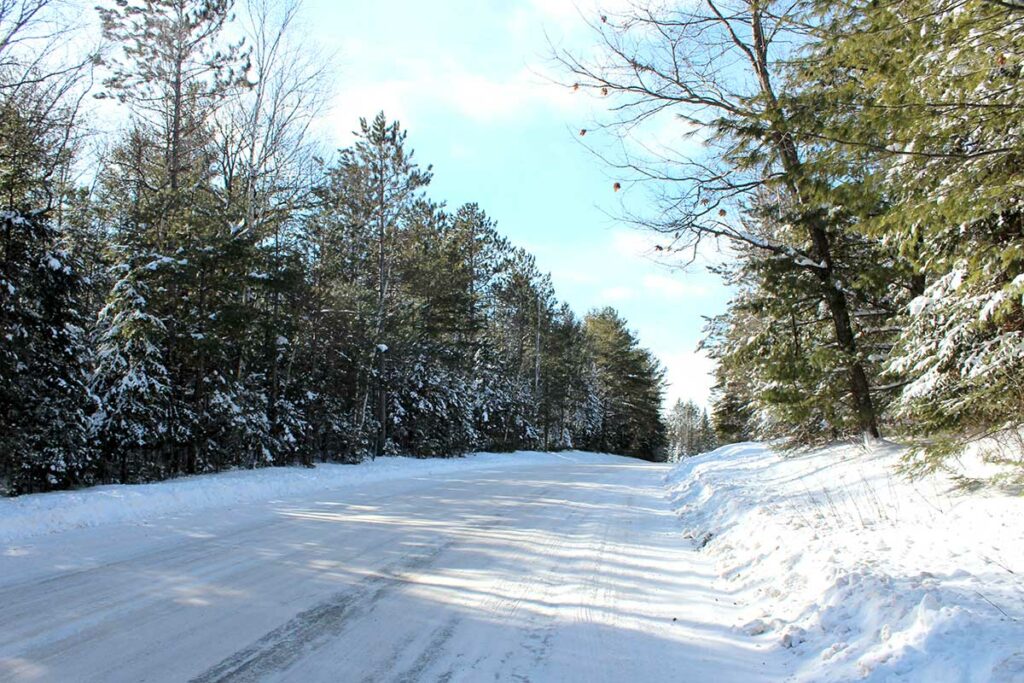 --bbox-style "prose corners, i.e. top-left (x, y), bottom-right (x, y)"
top-left (666, 441), bottom-right (1024, 682)
top-left (0, 451), bottom-right (569, 544)
top-left (4, 444), bottom-right (1020, 682)
top-left (0, 452), bottom-right (783, 682)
